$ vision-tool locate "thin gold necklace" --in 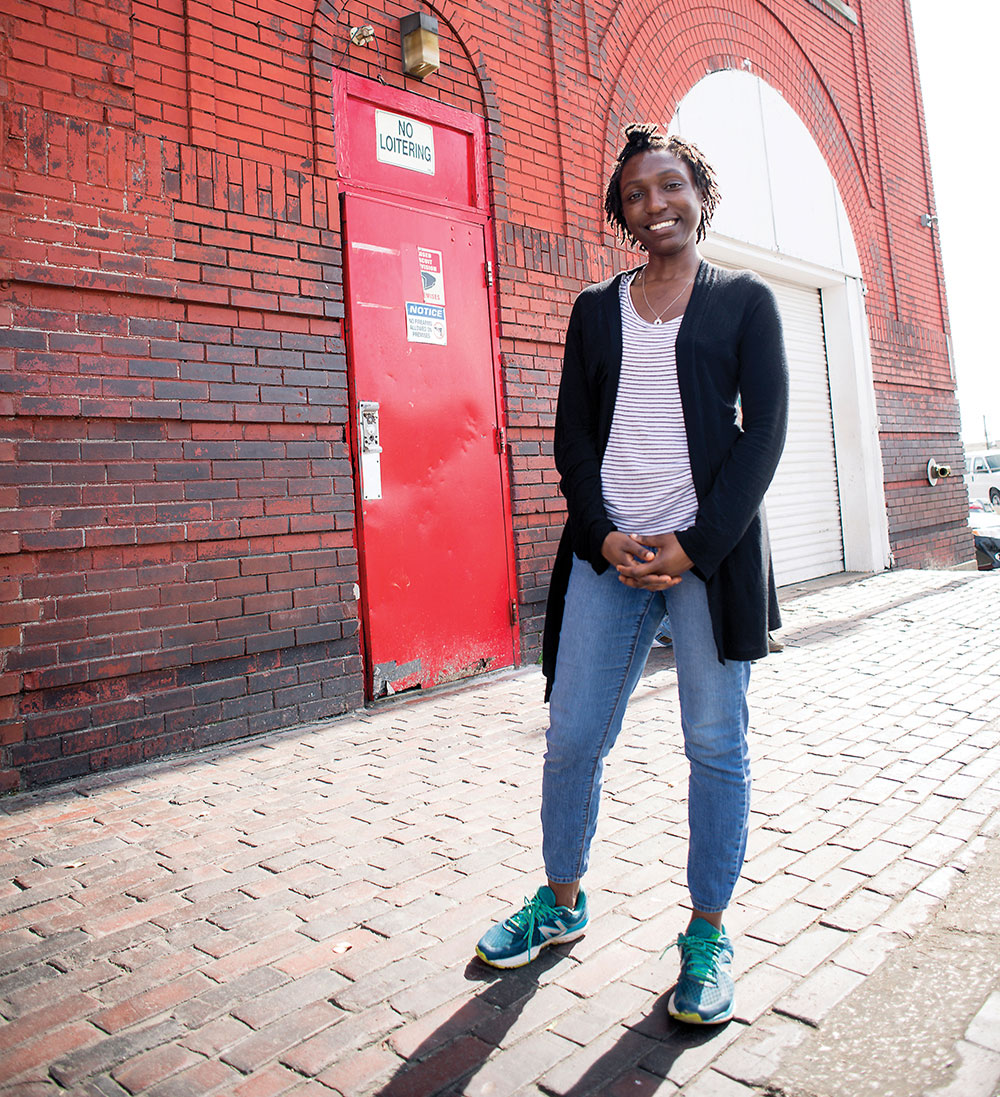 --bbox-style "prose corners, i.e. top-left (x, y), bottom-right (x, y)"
top-left (637, 266), bottom-right (694, 324)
